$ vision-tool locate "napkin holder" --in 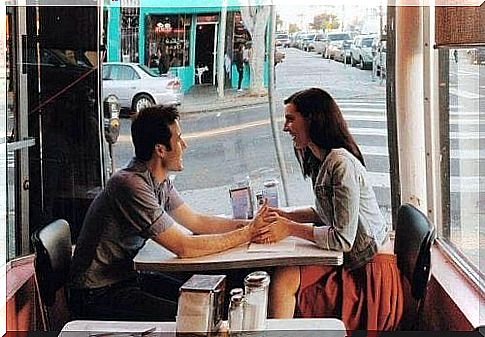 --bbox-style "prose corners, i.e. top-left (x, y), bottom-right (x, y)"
top-left (176, 274), bottom-right (226, 335)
